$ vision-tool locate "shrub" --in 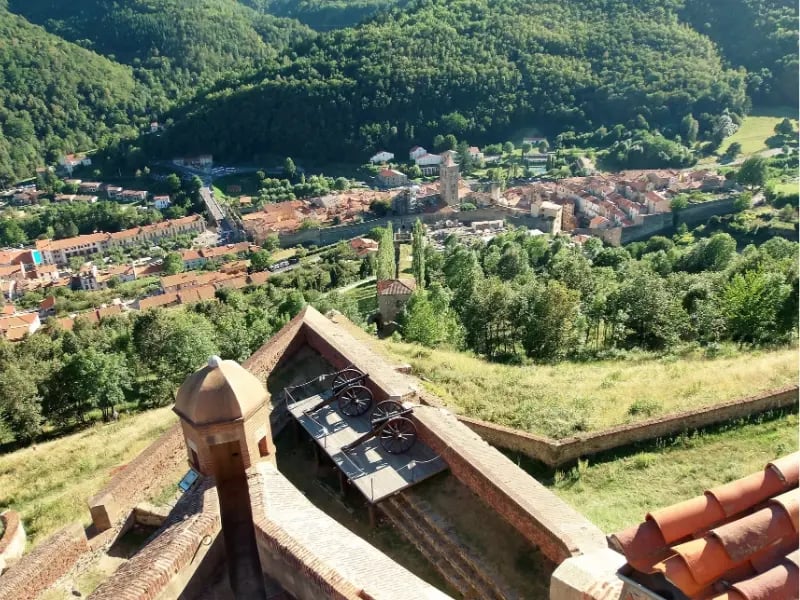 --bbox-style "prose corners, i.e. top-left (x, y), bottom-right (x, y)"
top-left (627, 398), bottom-right (662, 418)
